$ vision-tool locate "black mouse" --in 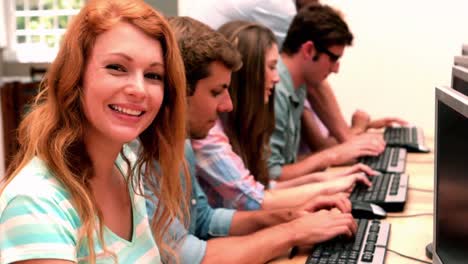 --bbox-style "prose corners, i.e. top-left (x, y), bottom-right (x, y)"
top-left (351, 201), bottom-right (387, 219)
